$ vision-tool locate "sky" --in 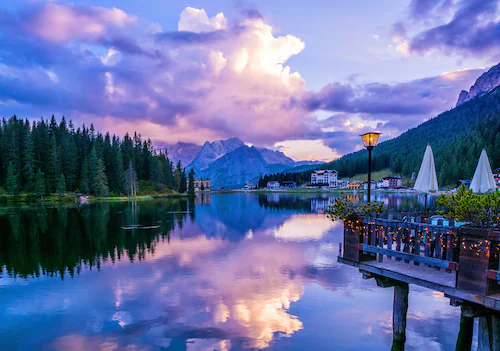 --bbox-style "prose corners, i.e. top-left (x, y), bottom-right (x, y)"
top-left (0, 0), bottom-right (499, 161)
